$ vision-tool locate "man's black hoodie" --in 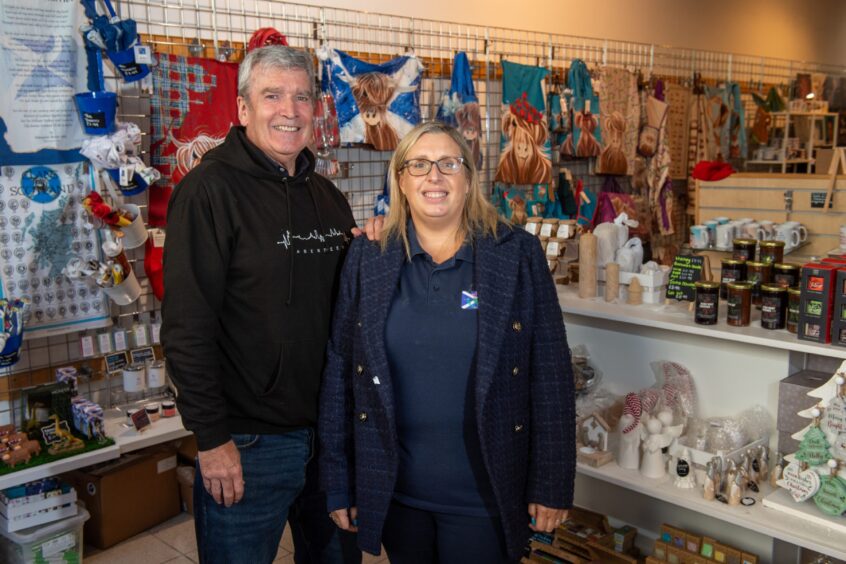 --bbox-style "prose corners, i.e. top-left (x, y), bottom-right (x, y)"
top-left (162, 126), bottom-right (355, 451)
